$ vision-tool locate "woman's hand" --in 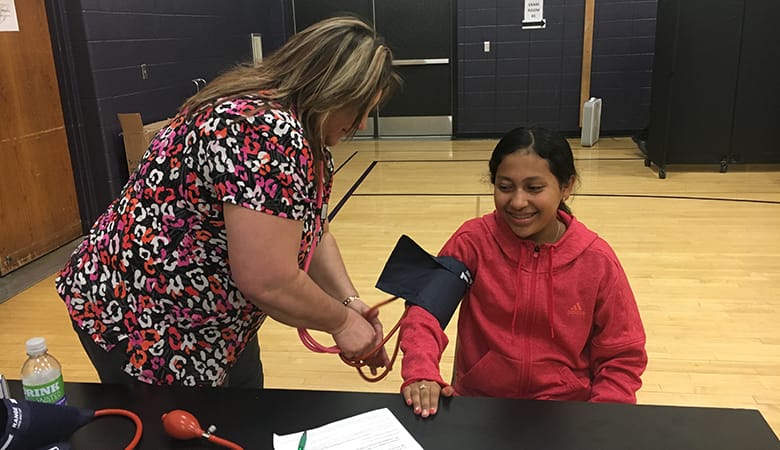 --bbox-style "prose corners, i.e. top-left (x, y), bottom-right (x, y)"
top-left (346, 298), bottom-right (389, 373)
top-left (402, 380), bottom-right (455, 418)
top-left (330, 308), bottom-right (378, 360)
